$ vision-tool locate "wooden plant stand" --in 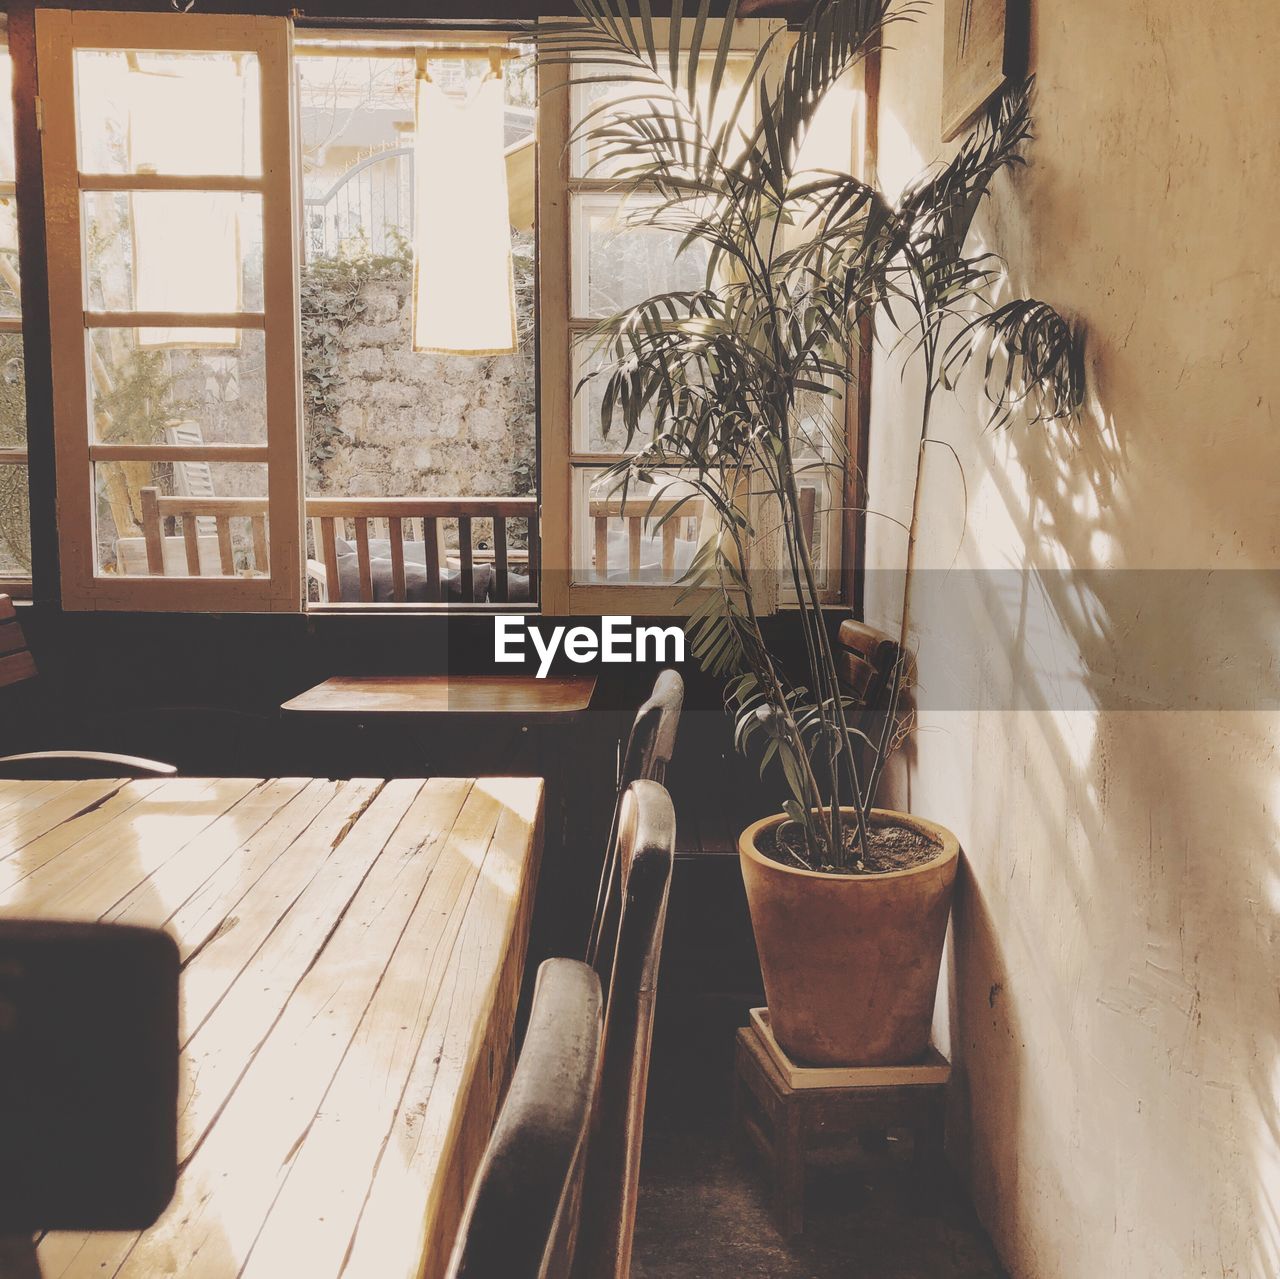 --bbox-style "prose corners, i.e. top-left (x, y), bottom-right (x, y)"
top-left (732, 1009), bottom-right (950, 1237)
